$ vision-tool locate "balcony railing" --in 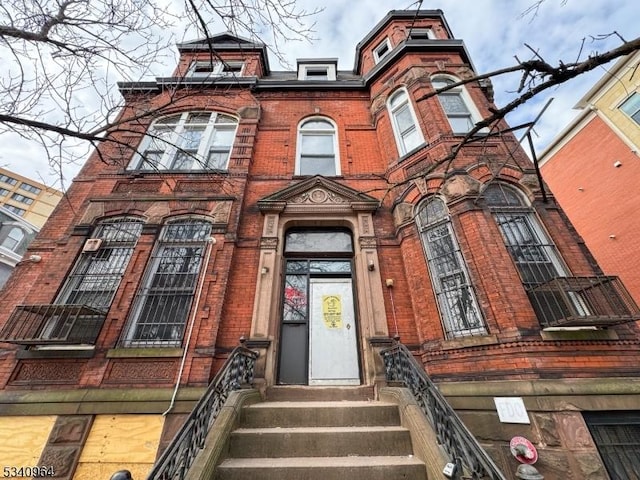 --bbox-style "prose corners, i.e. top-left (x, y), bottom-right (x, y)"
top-left (0, 304), bottom-right (107, 345)
top-left (527, 276), bottom-right (640, 329)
